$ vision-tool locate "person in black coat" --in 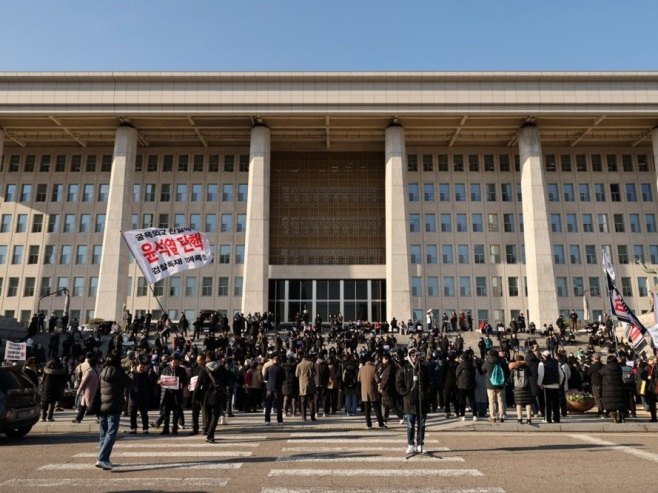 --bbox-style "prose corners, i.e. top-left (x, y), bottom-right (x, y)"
top-left (128, 360), bottom-right (155, 433)
top-left (524, 349), bottom-right (543, 416)
top-left (264, 354), bottom-right (286, 424)
top-left (455, 353), bottom-right (476, 421)
top-left (282, 356), bottom-right (299, 416)
top-left (378, 351), bottom-right (403, 423)
top-left (97, 354), bottom-right (130, 470)
top-left (443, 355), bottom-right (458, 418)
top-left (195, 352), bottom-right (229, 443)
top-left (396, 348), bottom-right (433, 454)
top-left (40, 358), bottom-right (67, 421)
top-left (600, 355), bottom-right (626, 423)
